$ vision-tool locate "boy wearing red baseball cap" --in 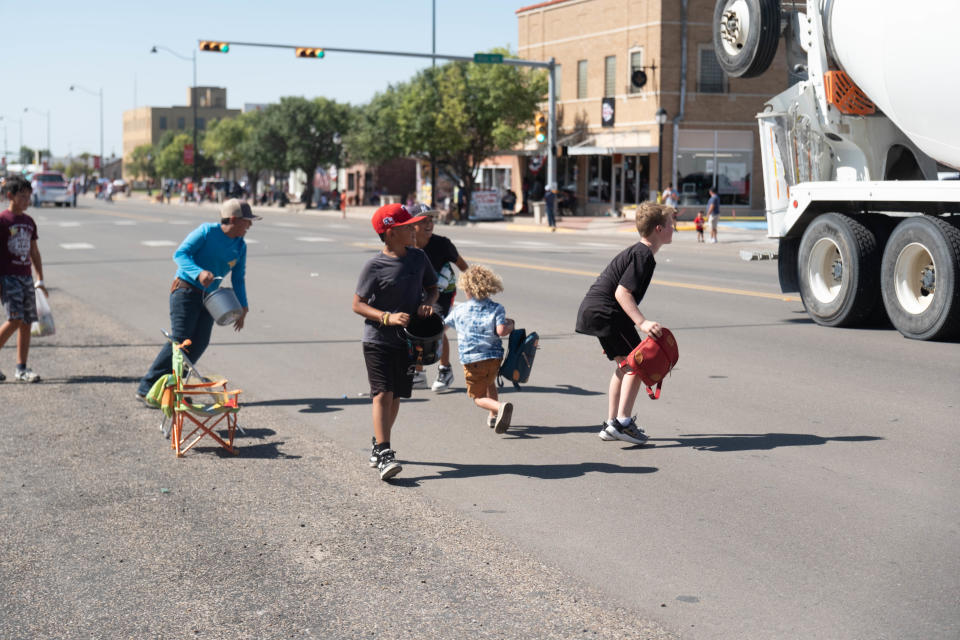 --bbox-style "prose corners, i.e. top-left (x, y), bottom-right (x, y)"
top-left (352, 203), bottom-right (439, 480)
